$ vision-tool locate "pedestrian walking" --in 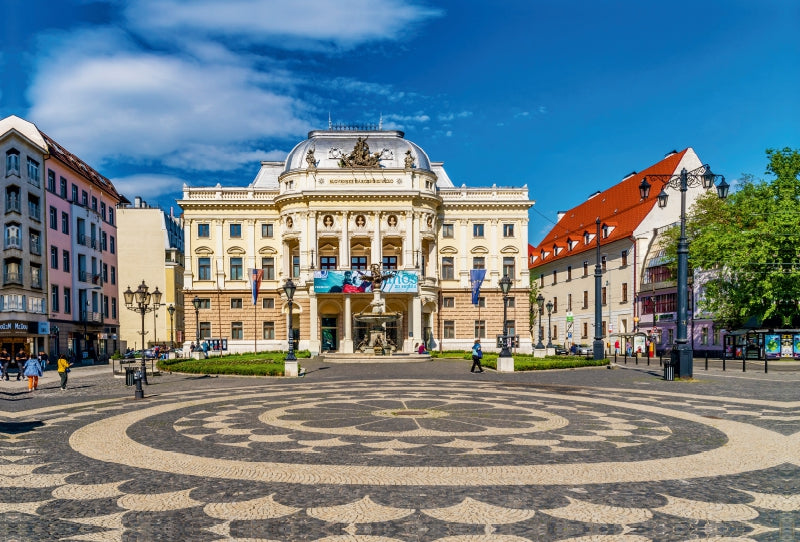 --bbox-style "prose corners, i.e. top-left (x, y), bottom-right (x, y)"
top-left (15, 348), bottom-right (27, 381)
top-left (38, 350), bottom-right (49, 372)
top-left (57, 355), bottom-right (72, 390)
top-left (23, 355), bottom-right (43, 392)
top-left (0, 348), bottom-right (10, 380)
top-left (470, 339), bottom-right (484, 373)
